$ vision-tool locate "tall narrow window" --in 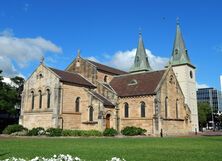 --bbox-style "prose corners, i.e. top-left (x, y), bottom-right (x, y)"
top-left (75, 97), bottom-right (80, 112)
top-left (104, 75), bottom-right (108, 82)
top-left (89, 106), bottom-right (93, 121)
top-left (124, 103), bottom-right (129, 118)
top-left (141, 102), bottom-right (145, 117)
top-left (39, 90), bottom-right (42, 109)
top-left (165, 97), bottom-right (168, 118)
top-left (46, 89), bottom-right (50, 108)
top-left (176, 99), bottom-right (179, 119)
top-left (31, 91), bottom-right (34, 110)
